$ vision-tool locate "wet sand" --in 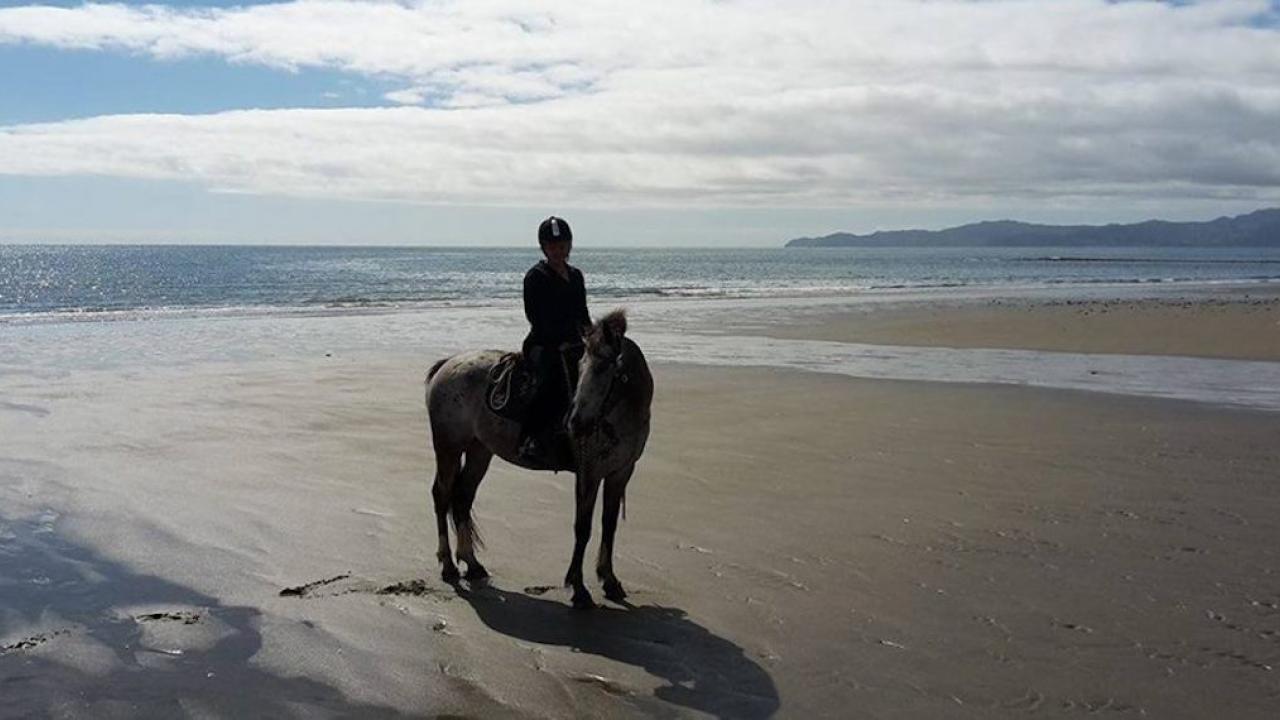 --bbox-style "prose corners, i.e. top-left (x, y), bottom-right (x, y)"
top-left (2, 299), bottom-right (1279, 718)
